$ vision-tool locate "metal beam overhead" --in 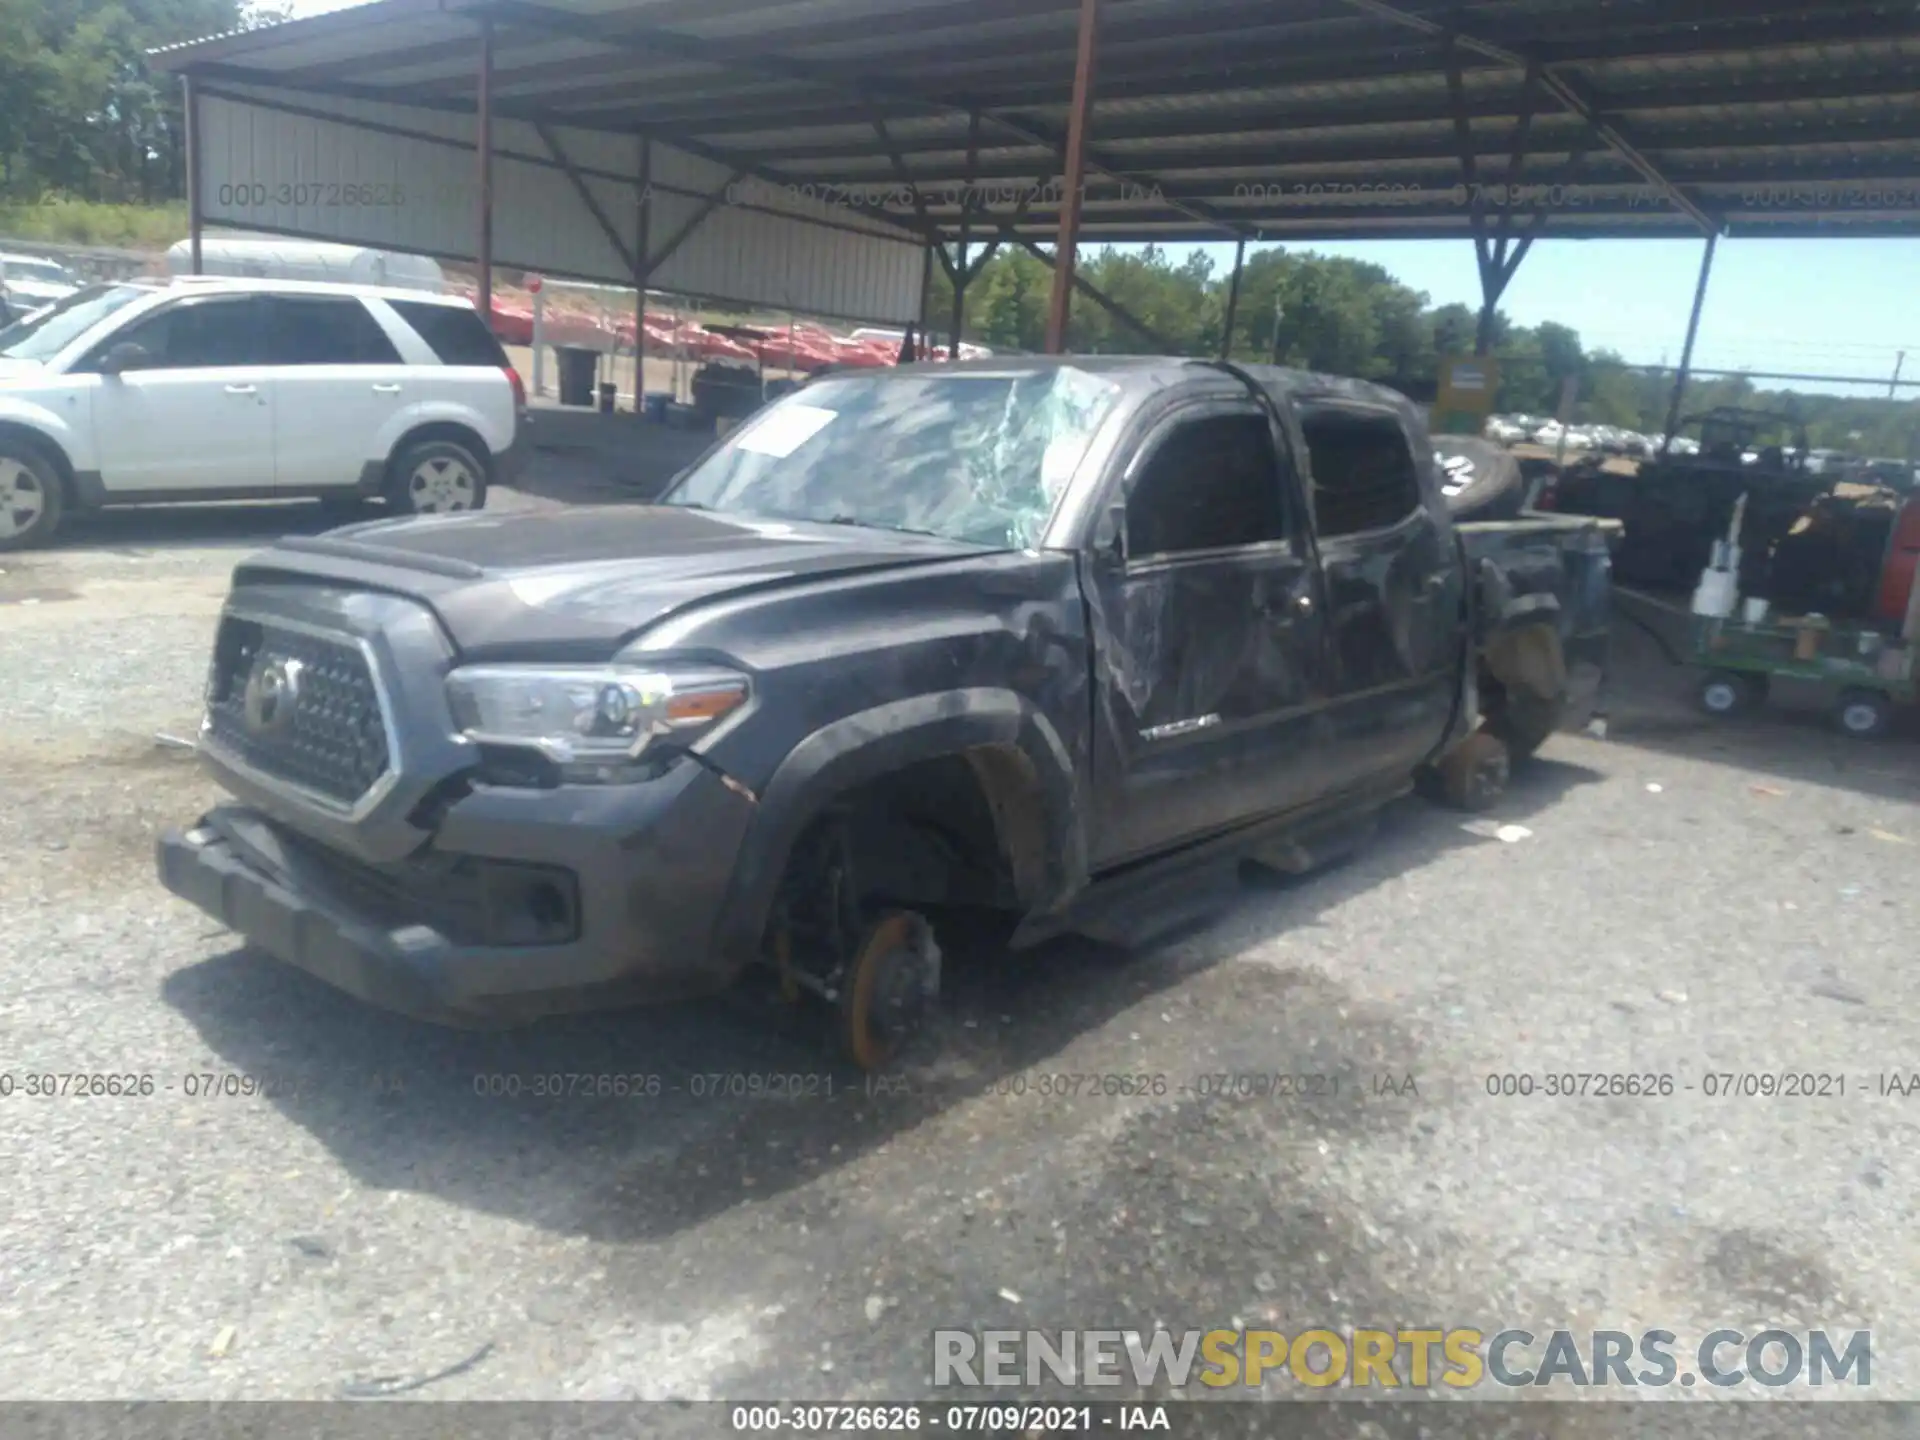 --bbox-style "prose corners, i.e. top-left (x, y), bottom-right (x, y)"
top-left (154, 0), bottom-right (1920, 250)
top-left (1338, 0), bottom-right (1718, 231)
